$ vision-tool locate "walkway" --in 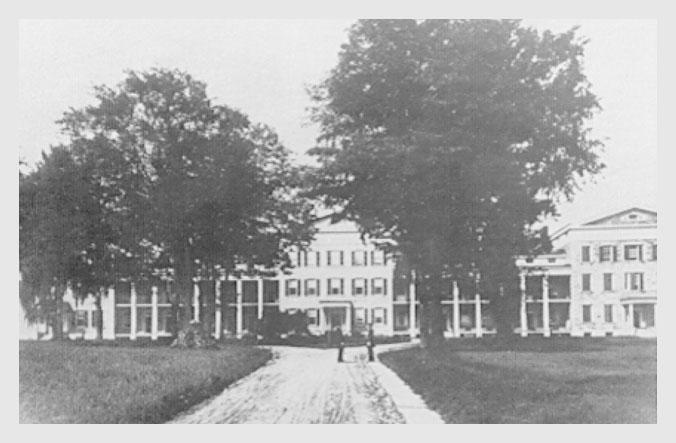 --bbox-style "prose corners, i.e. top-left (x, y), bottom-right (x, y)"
top-left (170, 343), bottom-right (443, 424)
